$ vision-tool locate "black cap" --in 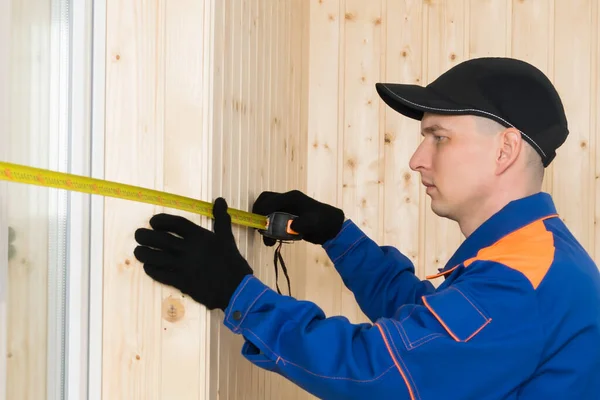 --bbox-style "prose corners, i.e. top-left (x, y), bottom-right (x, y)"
top-left (375, 57), bottom-right (568, 167)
